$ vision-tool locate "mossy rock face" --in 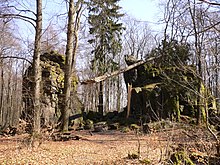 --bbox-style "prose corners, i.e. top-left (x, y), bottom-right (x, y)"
top-left (124, 48), bottom-right (218, 123)
top-left (22, 51), bottom-right (82, 127)
top-left (108, 123), bottom-right (119, 130)
top-left (69, 115), bottom-right (84, 130)
top-left (40, 51), bottom-right (65, 69)
top-left (84, 119), bottom-right (94, 130)
top-left (130, 124), bottom-right (140, 130)
top-left (85, 111), bottom-right (103, 122)
top-left (94, 122), bottom-right (108, 132)
top-left (121, 126), bottom-right (130, 133)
